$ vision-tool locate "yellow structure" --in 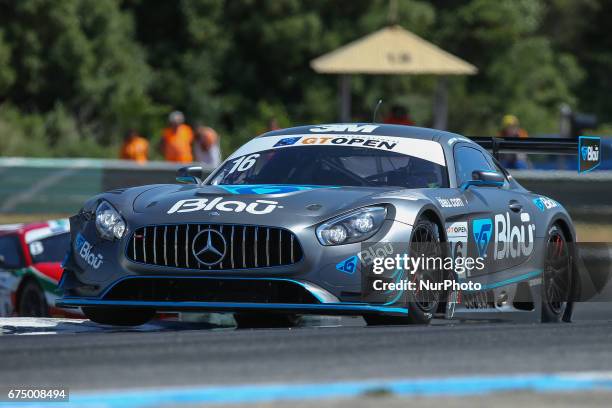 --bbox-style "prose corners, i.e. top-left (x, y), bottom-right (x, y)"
top-left (311, 25), bottom-right (477, 127)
